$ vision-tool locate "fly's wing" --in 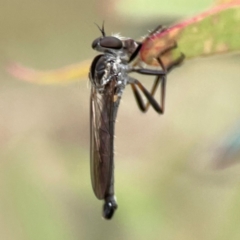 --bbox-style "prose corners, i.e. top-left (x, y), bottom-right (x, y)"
top-left (90, 79), bottom-right (120, 199)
